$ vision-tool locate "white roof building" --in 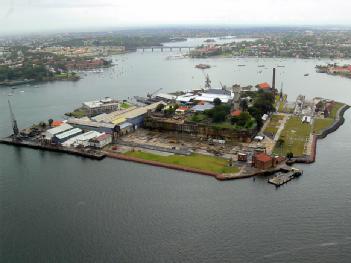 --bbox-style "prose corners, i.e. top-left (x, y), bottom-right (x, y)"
top-left (55, 128), bottom-right (82, 141)
top-left (44, 124), bottom-right (73, 139)
top-left (62, 130), bottom-right (101, 147)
